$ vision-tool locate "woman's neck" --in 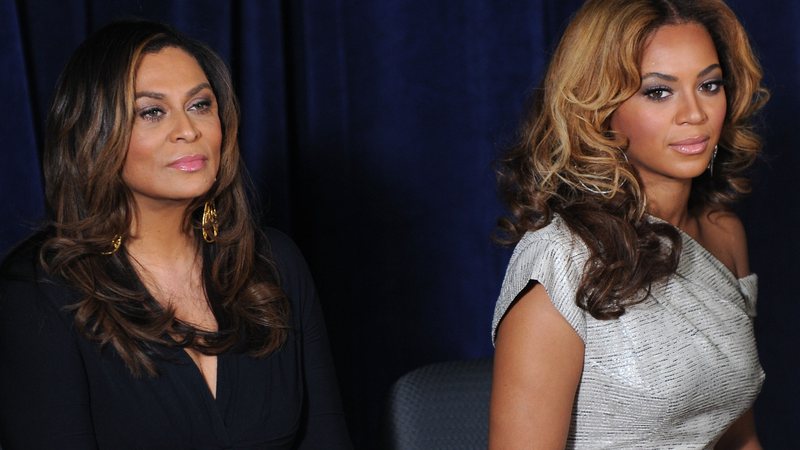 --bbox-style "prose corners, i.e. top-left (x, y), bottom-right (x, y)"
top-left (124, 200), bottom-right (208, 315)
top-left (642, 176), bottom-right (695, 230)
top-left (125, 200), bottom-right (198, 266)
